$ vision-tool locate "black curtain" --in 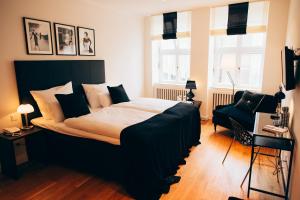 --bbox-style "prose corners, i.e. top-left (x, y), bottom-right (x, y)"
top-left (163, 12), bottom-right (177, 40)
top-left (227, 2), bottom-right (249, 35)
